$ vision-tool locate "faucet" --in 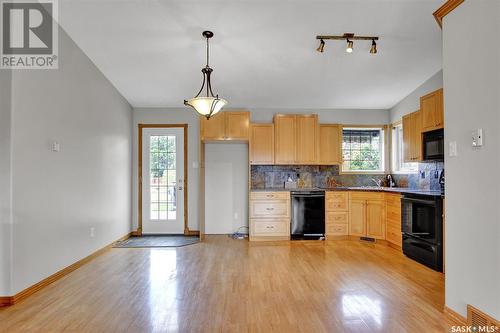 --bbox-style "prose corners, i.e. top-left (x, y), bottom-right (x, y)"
top-left (371, 178), bottom-right (382, 187)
